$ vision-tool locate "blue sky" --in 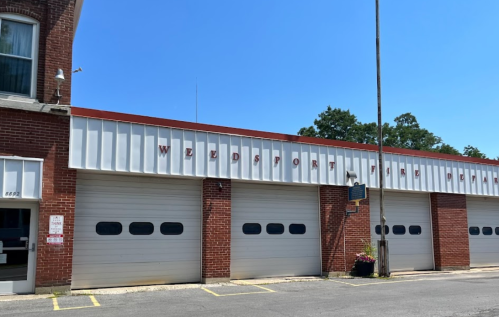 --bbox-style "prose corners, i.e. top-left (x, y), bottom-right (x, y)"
top-left (72, 0), bottom-right (499, 158)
